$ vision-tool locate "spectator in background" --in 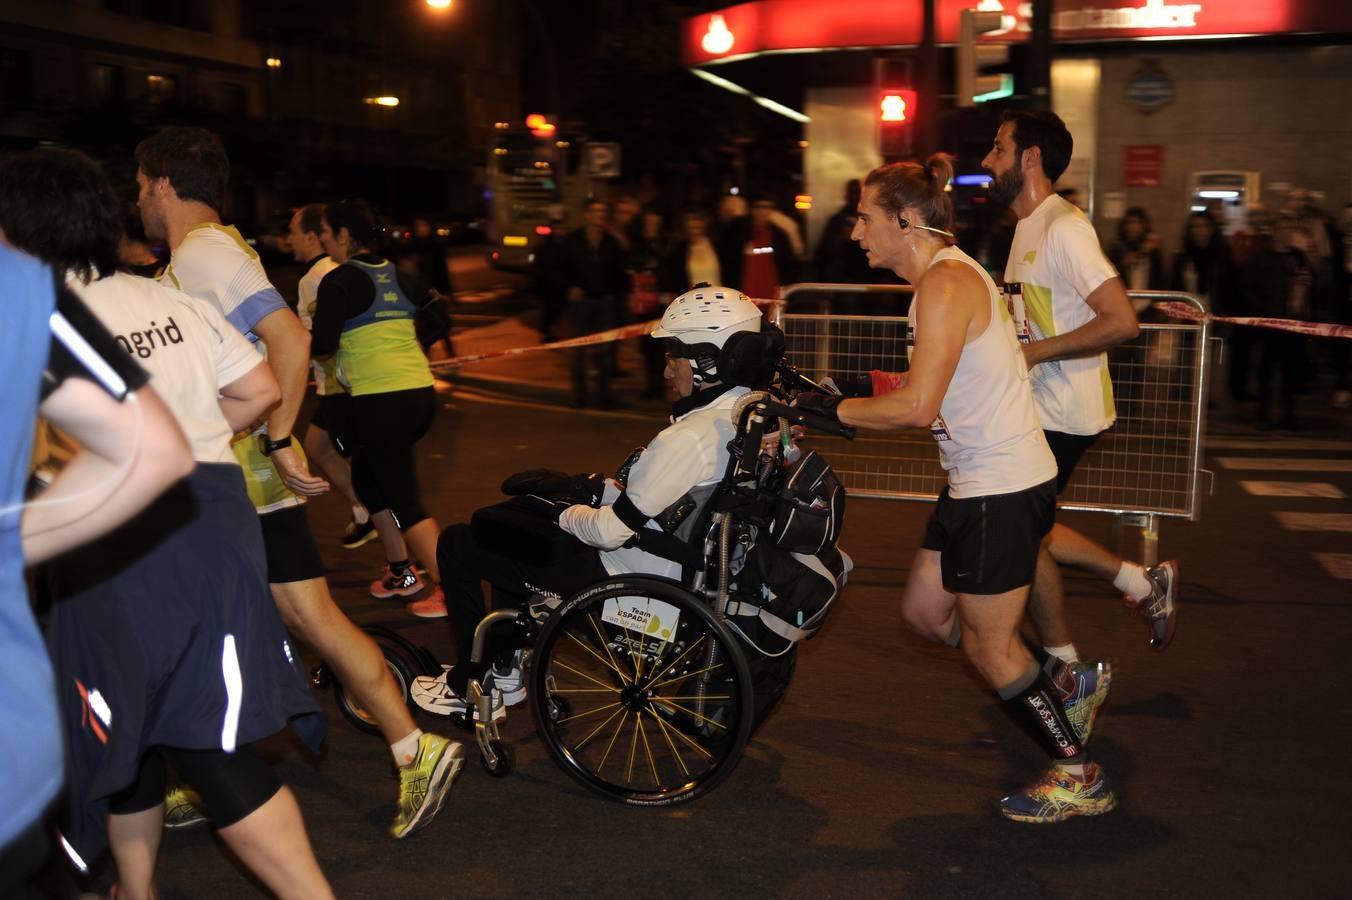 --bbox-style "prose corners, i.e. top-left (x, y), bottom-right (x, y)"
top-left (813, 179), bottom-right (872, 285)
top-left (1171, 211), bottom-right (1243, 401)
top-left (1336, 203), bottom-right (1352, 409)
top-left (396, 217), bottom-right (453, 298)
top-left (610, 195), bottom-right (640, 252)
top-left (531, 214), bottom-right (570, 342)
top-left (564, 199), bottom-right (628, 408)
top-left (720, 193), bottom-right (800, 303)
top-left (659, 207), bottom-right (721, 294)
top-left (627, 205), bottom-right (670, 399)
top-left (1243, 214), bottom-right (1313, 429)
top-left (1108, 206), bottom-right (1168, 298)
